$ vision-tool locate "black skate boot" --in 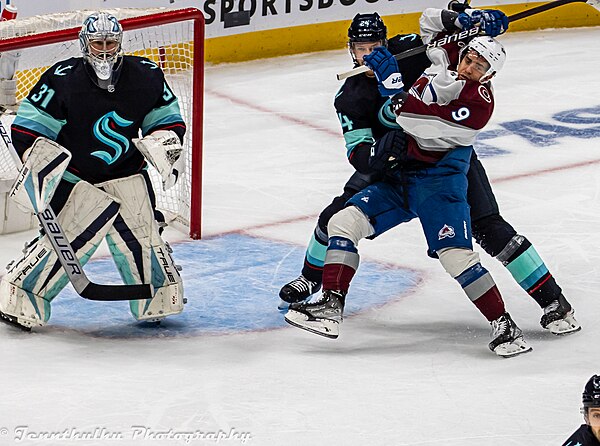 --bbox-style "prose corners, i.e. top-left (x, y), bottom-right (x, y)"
top-left (278, 275), bottom-right (321, 311)
top-left (284, 290), bottom-right (345, 339)
top-left (540, 294), bottom-right (581, 335)
top-left (0, 310), bottom-right (32, 332)
top-left (489, 312), bottom-right (532, 358)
